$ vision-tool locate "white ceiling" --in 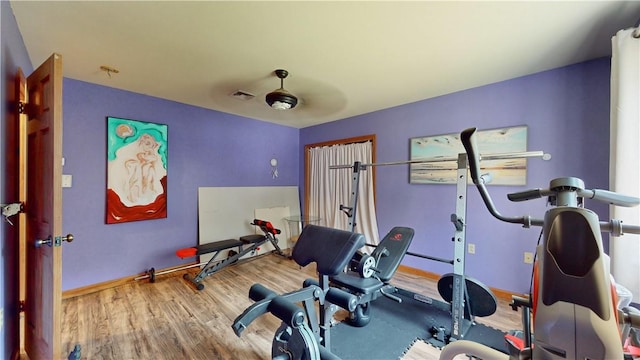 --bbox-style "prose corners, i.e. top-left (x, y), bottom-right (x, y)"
top-left (10, 1), bottom-right (640, 128)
